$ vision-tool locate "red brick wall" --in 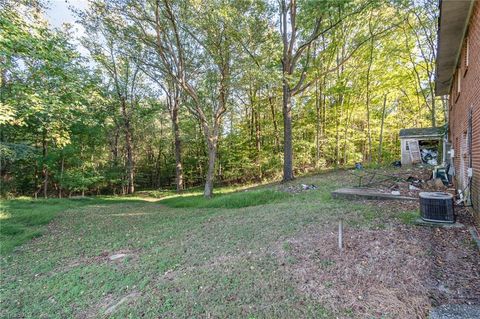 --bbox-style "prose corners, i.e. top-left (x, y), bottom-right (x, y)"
top-left (448, 1), bottom-right (480, 224)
